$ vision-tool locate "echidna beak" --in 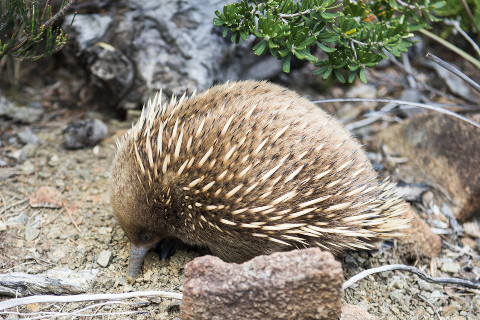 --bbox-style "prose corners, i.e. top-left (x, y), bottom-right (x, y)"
top-left (126, 243), bottom-right (150, 282)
